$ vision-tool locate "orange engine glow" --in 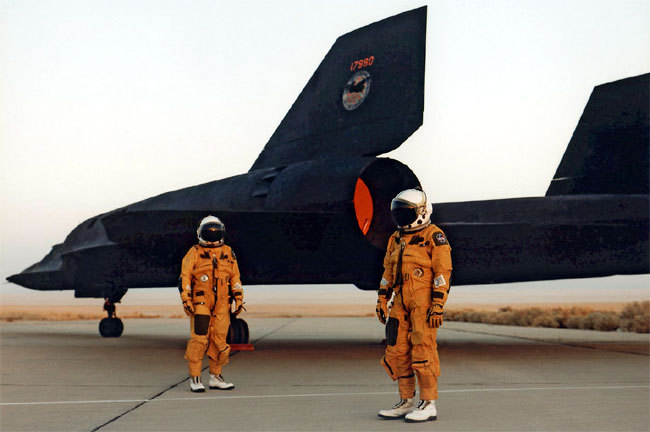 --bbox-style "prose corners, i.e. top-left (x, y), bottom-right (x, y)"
top-left (354, 178), bottom-right (373, 235)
